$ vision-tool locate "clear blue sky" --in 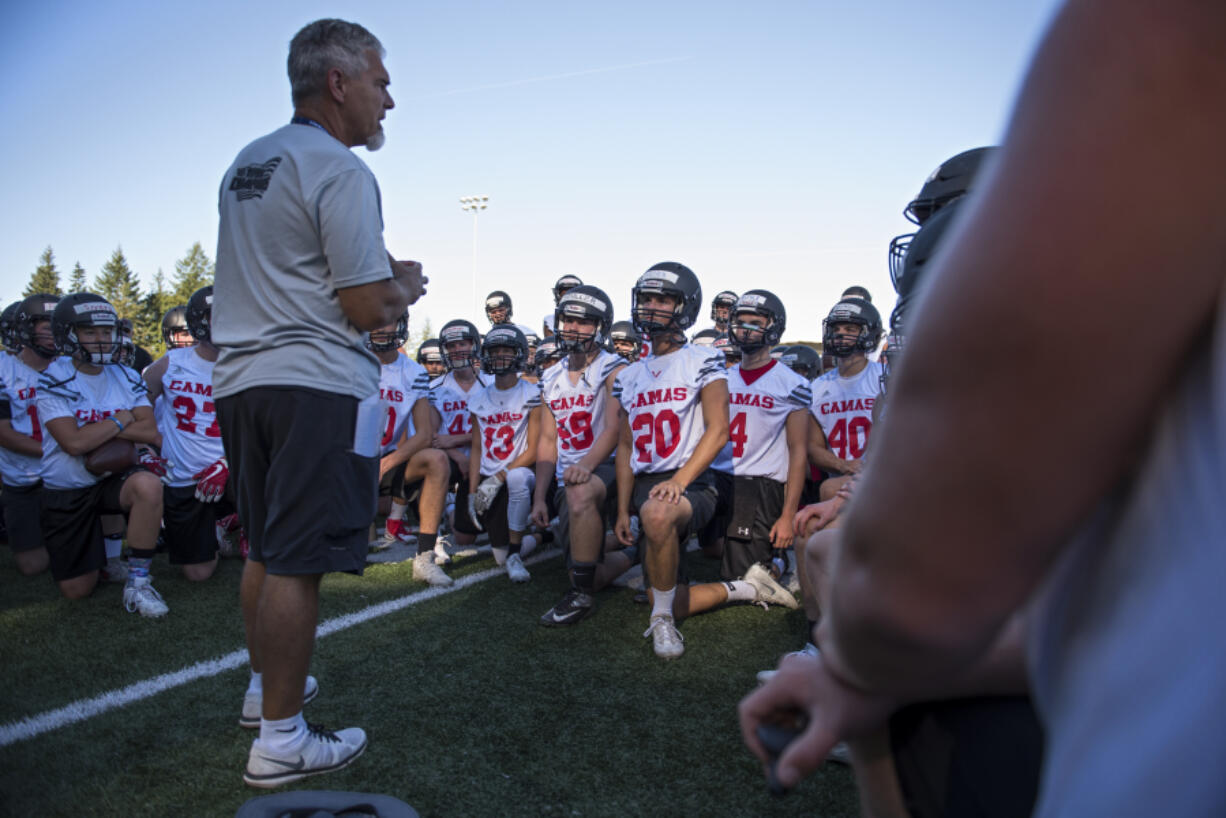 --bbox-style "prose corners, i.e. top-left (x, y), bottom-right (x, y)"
top-left (1, 0), bottom-right (1062, 341)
